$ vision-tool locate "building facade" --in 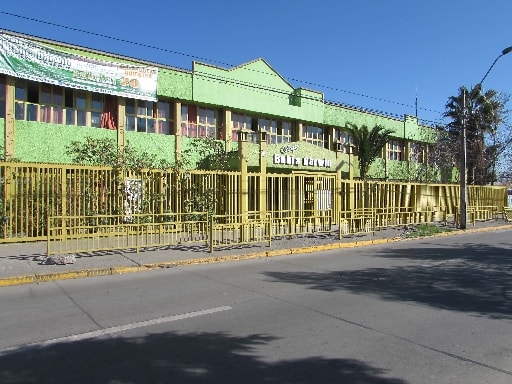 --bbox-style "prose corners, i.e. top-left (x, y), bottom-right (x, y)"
top-left (0, 29), bottom-right (441, 182)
